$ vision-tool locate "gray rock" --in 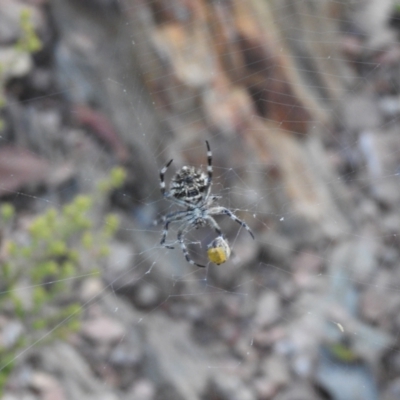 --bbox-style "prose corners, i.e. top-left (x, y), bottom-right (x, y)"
top-left (254, 292), bottom-right (281, 328)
